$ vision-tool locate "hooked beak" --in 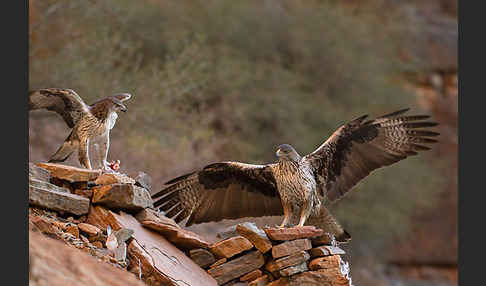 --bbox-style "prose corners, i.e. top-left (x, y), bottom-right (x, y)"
top-left (276, 149), bottom-right (282, 157)
top-left (120, 104), bottom-right (127, 112)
